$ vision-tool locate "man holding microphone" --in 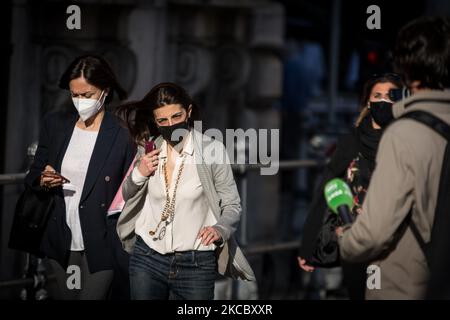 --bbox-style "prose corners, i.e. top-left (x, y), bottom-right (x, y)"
top-left (336, 16), bottom-right (450, 299)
